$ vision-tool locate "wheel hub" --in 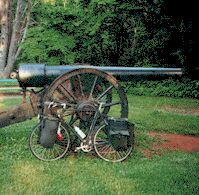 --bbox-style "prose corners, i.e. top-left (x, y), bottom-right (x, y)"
top-left (77, 101), bottom-right (97, 121)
